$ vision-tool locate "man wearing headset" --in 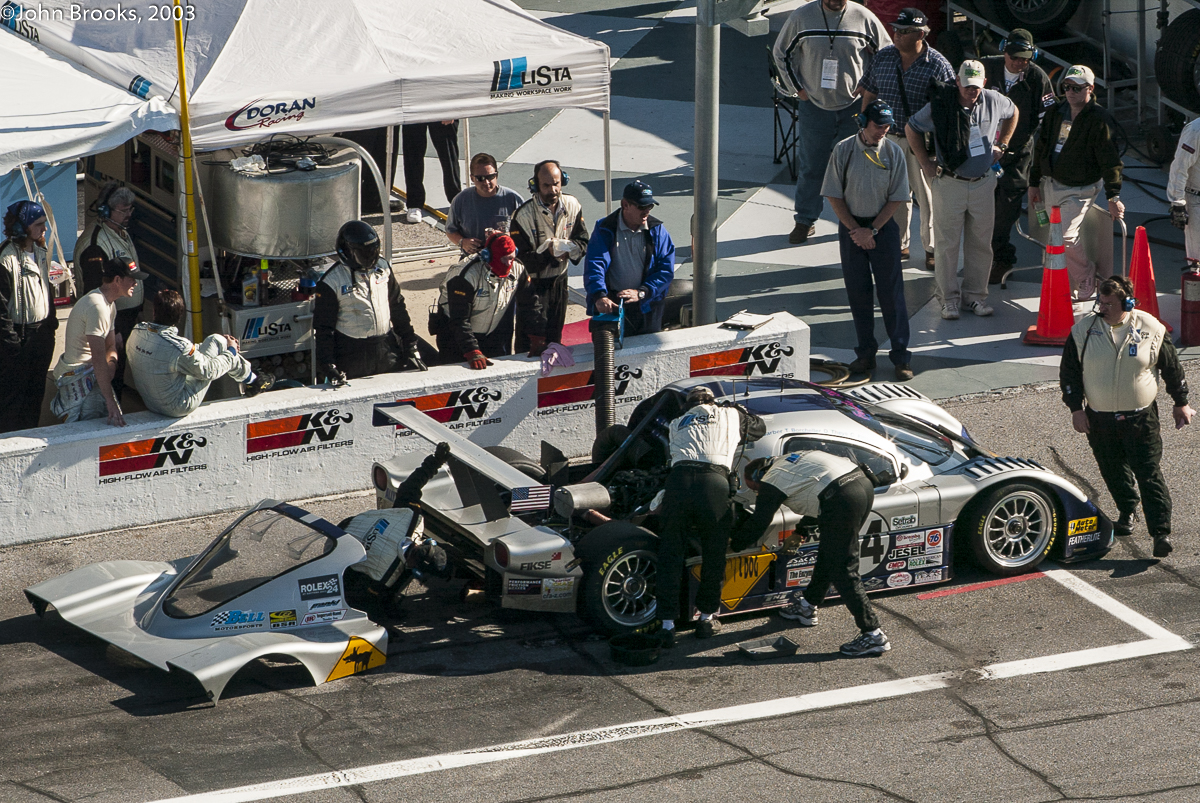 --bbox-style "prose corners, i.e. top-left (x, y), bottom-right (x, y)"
top-left (74, 182), bottom-right (142, 398)
top-left (822, 99), bottom-right (913, 381)
top-left (733, 452), bottom-right (891, 657)
top-left (0, 201), bottom-right (57, 433)
top-left (510, 160), bottom-right (588, 354)
top-left (1059, 276), bottom-right (1193, 558)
